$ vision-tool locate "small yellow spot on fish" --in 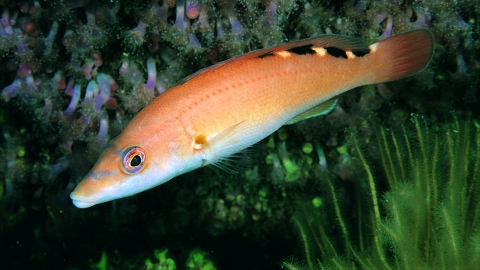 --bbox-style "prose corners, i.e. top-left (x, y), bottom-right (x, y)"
top-left (195, 134), bottom-right (207, 144)
top-left (313, 47), bottom-right (327, 56)
top-left (346, 51), bottom-right (355, 59)
top-left (194, 134), bottom-right (207, 150)
top-left (369, 43), bottom-right (379, 53)
top-left (276, 51), bottom-right (292, 58)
